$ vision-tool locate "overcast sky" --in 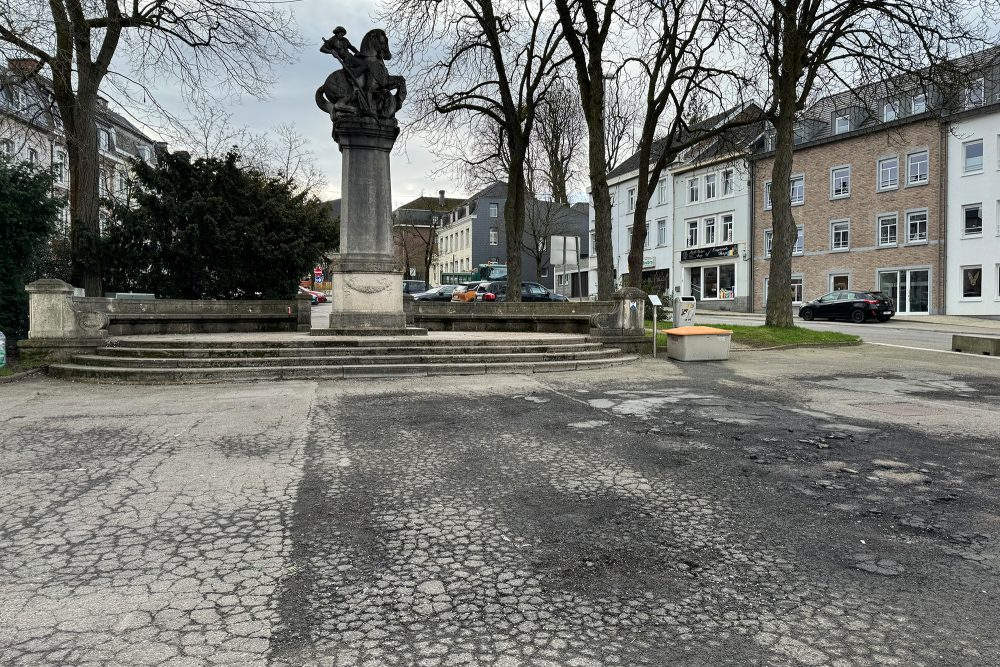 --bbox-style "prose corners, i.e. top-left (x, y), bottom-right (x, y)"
top-left (131, 0), bottom-right (469, 208)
